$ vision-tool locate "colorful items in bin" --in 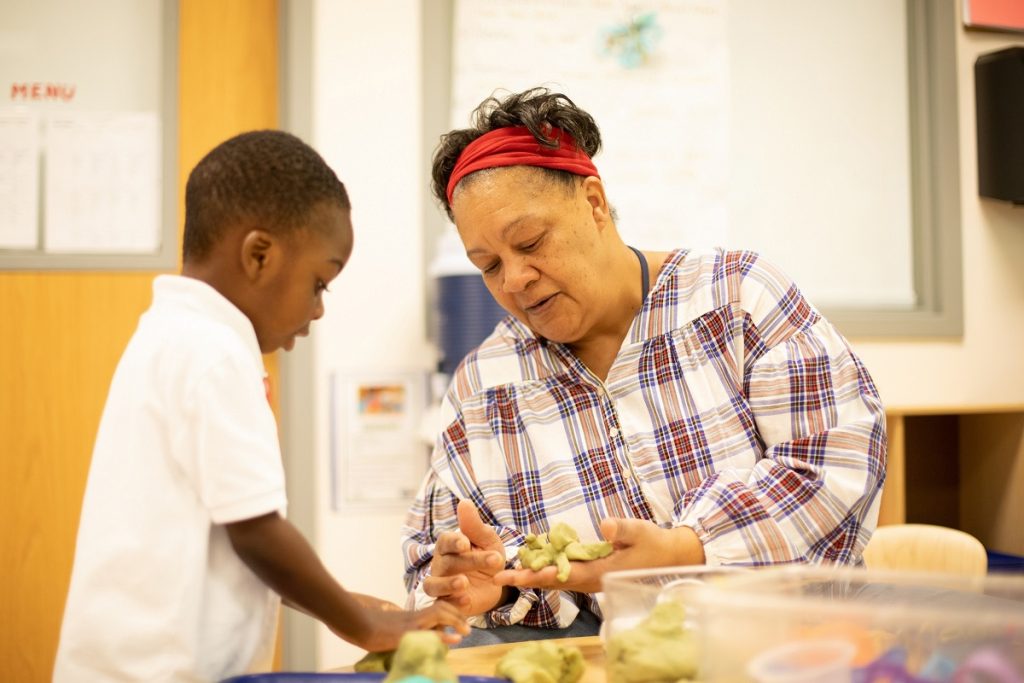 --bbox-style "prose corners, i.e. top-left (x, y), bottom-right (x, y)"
top-left (686, 566), bottom-right (1024, 683)
top-left (796, 621), bottom-right (890, 667)
top-left (853, 647), bottom-right (940, 683)
top-left (745, 636), bottom-right (1024, 683)
top-left (517, 522), bottom-right (612, 582)
top-left (957, 647), bottom-right (1024, 683)
top-left (746, 639), bottom-right (856, 683)
top-left (852, 643), bottom-right (1024, 683)
top-left (494, 640), bottom-right (584, 683)
top-left (605, 601), bottom-right (699, 683)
